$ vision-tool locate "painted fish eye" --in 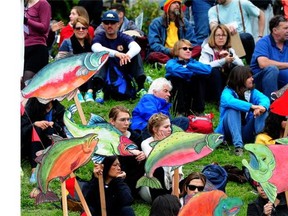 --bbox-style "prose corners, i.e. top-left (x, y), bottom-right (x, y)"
top-left (126, 145), bottom-right (137, 150)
